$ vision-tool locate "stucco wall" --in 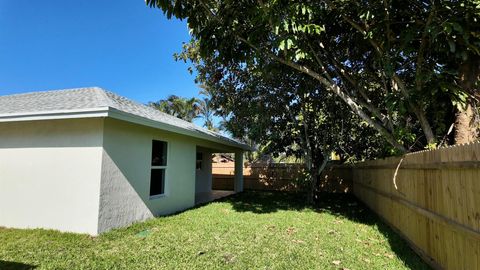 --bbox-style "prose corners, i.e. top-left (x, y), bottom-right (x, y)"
top-left (195, 147), bottom-right (212, 194)
top-left (98, 118), bottom-right (199, 233)
top-left (0, 116), bottom-right (243, 235)
top-left (0, 119), bottom-right (104, 235)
